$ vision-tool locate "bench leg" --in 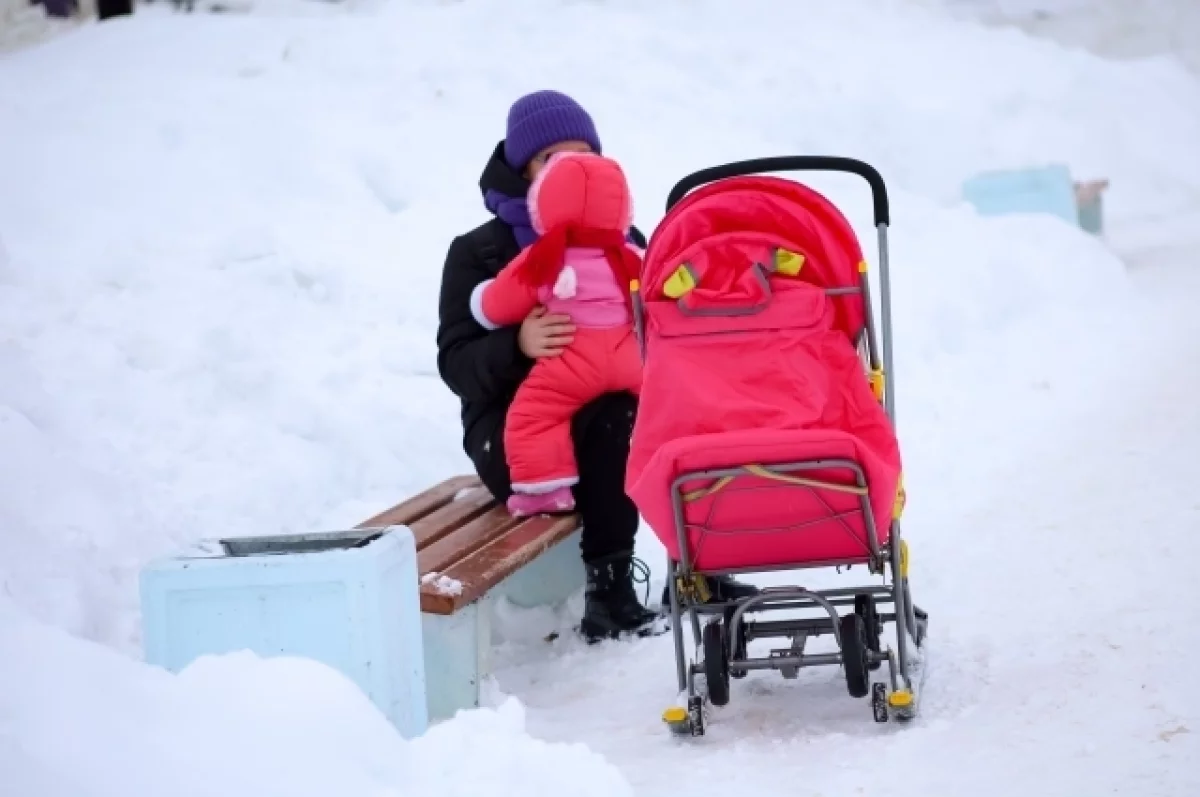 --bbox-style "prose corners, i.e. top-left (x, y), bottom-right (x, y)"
top-left (494, 528), bottom-right (585, 609)
top-left (419, 530), bottom-right (583, 722)
top-left (421, 598), bottom-right (492, 722)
